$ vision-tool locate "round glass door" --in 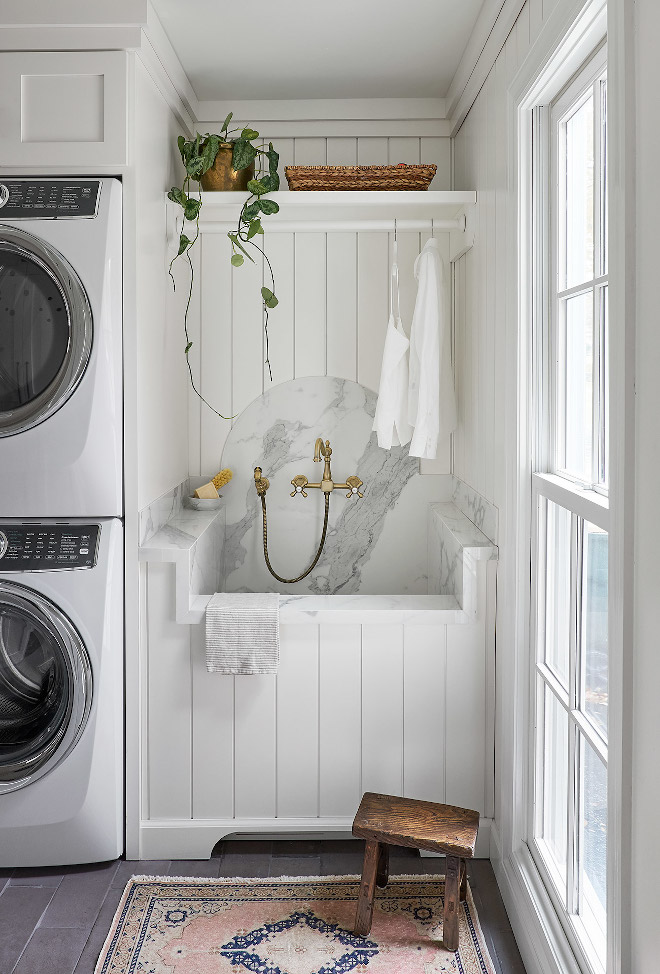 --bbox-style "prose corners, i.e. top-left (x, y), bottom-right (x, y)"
top-left (0, 582), bottom-right (92, 793)
top-left (0, 226), bottom-right (92, 436)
